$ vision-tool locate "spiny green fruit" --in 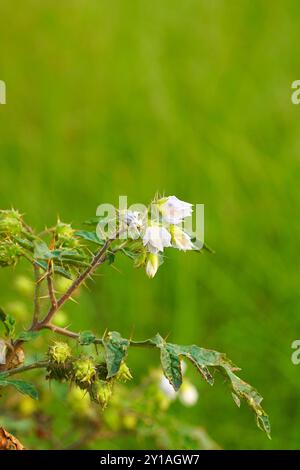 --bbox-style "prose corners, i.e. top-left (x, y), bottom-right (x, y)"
top-left (116, 362), bottom-right (133, 382)
top-left (90, 380), bottom-right (113, 409)
top-left (56, 221), bottom-right (79, 248)
top-left (0, 210), bottom-right (23, 237)
top-left (0, 241), bottom-right (22, 267)
top-left (72, 357), bottom-right (96, 385)
top-left (48, 342), bottom-right (71, 364)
